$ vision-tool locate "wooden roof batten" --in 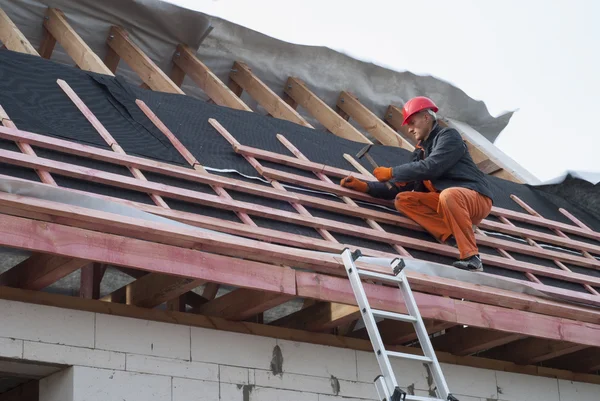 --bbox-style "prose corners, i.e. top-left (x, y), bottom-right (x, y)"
top-left (0, 6), bottom-right (600, 381)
